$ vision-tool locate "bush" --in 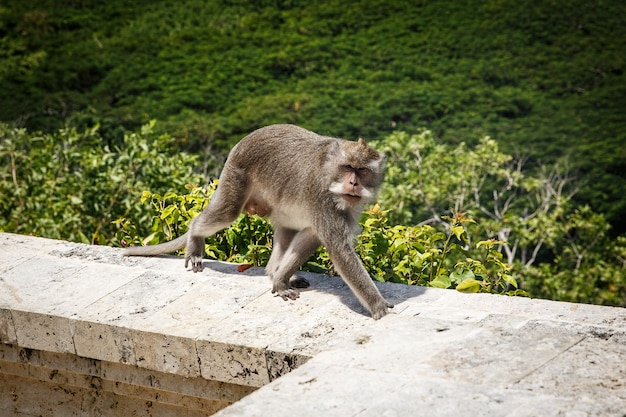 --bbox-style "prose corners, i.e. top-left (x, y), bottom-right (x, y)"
top-left (0, 121), bottom-right (202, 243)
top-left (371, 130), bottom-right (626, 306)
